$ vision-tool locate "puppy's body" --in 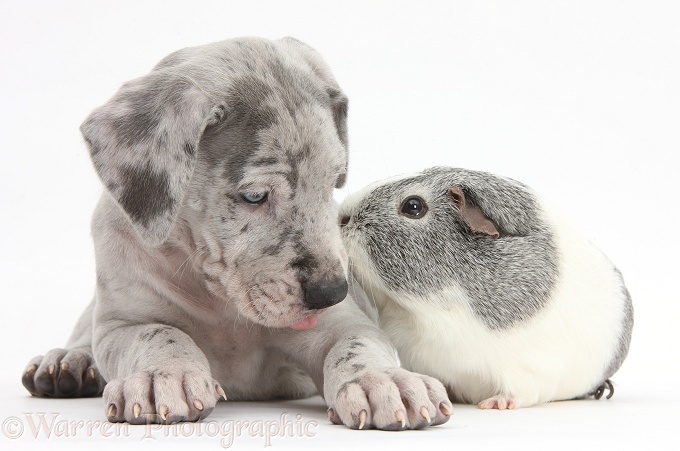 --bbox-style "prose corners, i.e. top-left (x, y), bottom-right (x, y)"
top-left (340, 167), bottom-right (633, 409)
top-left (22, 38), bottom-right (452, 429)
